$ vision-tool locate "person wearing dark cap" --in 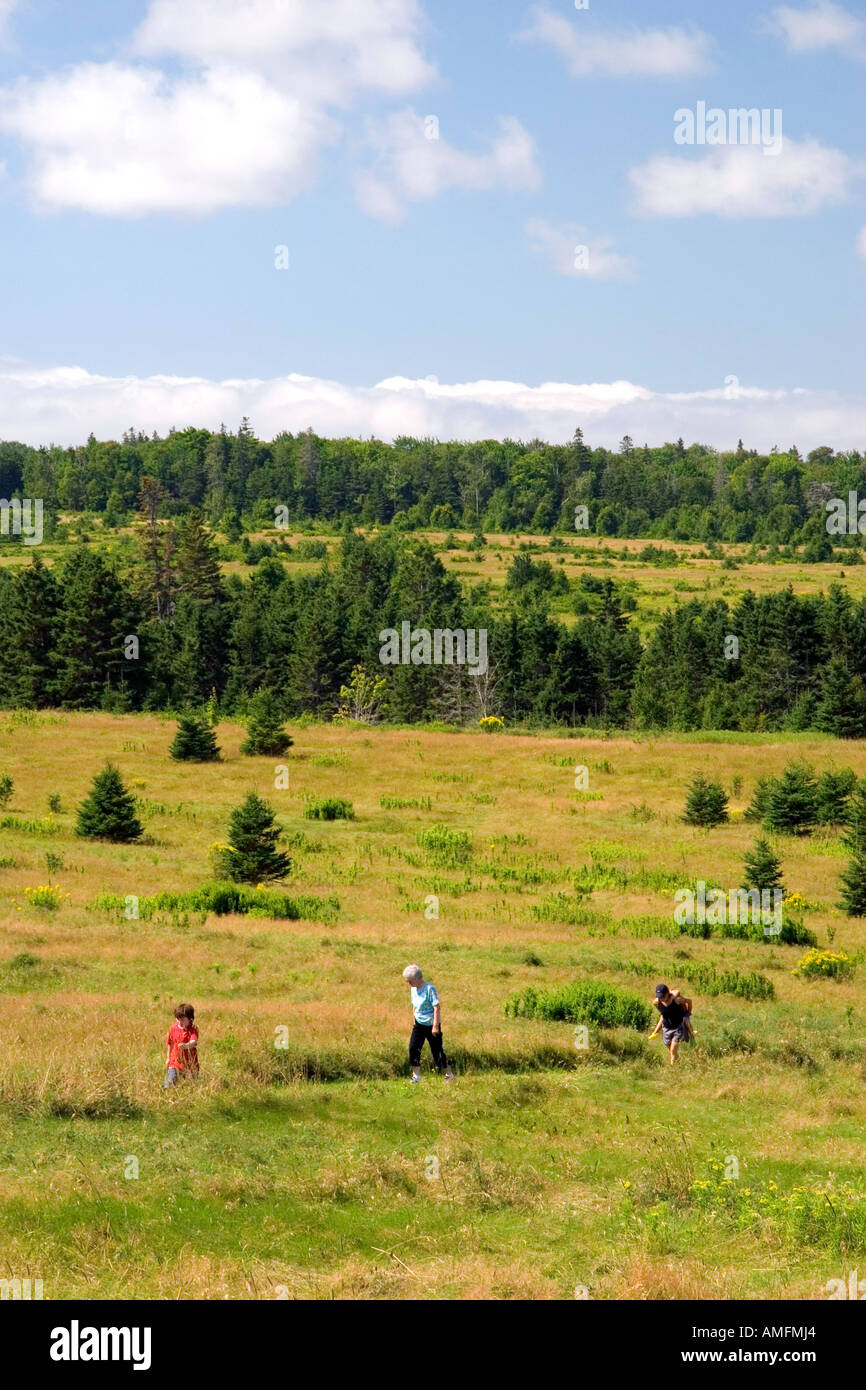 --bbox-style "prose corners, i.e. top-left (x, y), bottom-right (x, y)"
top-left (648, 984), bottom-right (694, 1065)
